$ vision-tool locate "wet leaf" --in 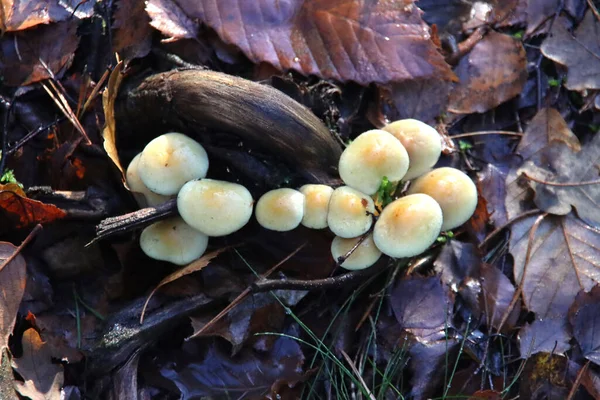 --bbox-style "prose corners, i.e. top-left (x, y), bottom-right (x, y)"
top-left (0, 190), bottom-right (66, 231)
top-left (448, 31), bottom-right (527, 114)
top-left (113, 0), bottom-right (153, 60)
top-left (479, 263), bottom-right (519, 330)
top-left (519, 353), bottom-right (570, 400)
top-left (146, 0), bottom-right (199, 43)
top-left (0, 0), bottom-right (93, 32)
top-left (541, 11), bottom-right (600, 91)
top-left (390, 276), bottom-right (452, 338)
top-left (0, 21), bottom-right (79, 87)
top-left (505, 107), bottom-right (580, 220)
top-left (468, 390), bottom-right (502, 400)
top-left (157, 334), bottom-right (306, 398)
top-left (517, 122), bottom-right (600, 229)
top-left (569, 286), bottom-right (600, 366)
top-left (12, 328), bottom-right (64, 400)
top-left (409, 338), bottom-right (459, 400)
top-left (526, 0), bottom-right (561, 36)
top-left (419, 0), bottom-right (517, 33)
top-left (163, 0), bottom-right (455, 84)
top-left (0, 242), bottom-right (27, 351)
top-left (101, 62), bottom-right (126, 181)
top-left (519, 318), bottom-right (571, 357)
top-left (510, 214), bottom-right (600, 318)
